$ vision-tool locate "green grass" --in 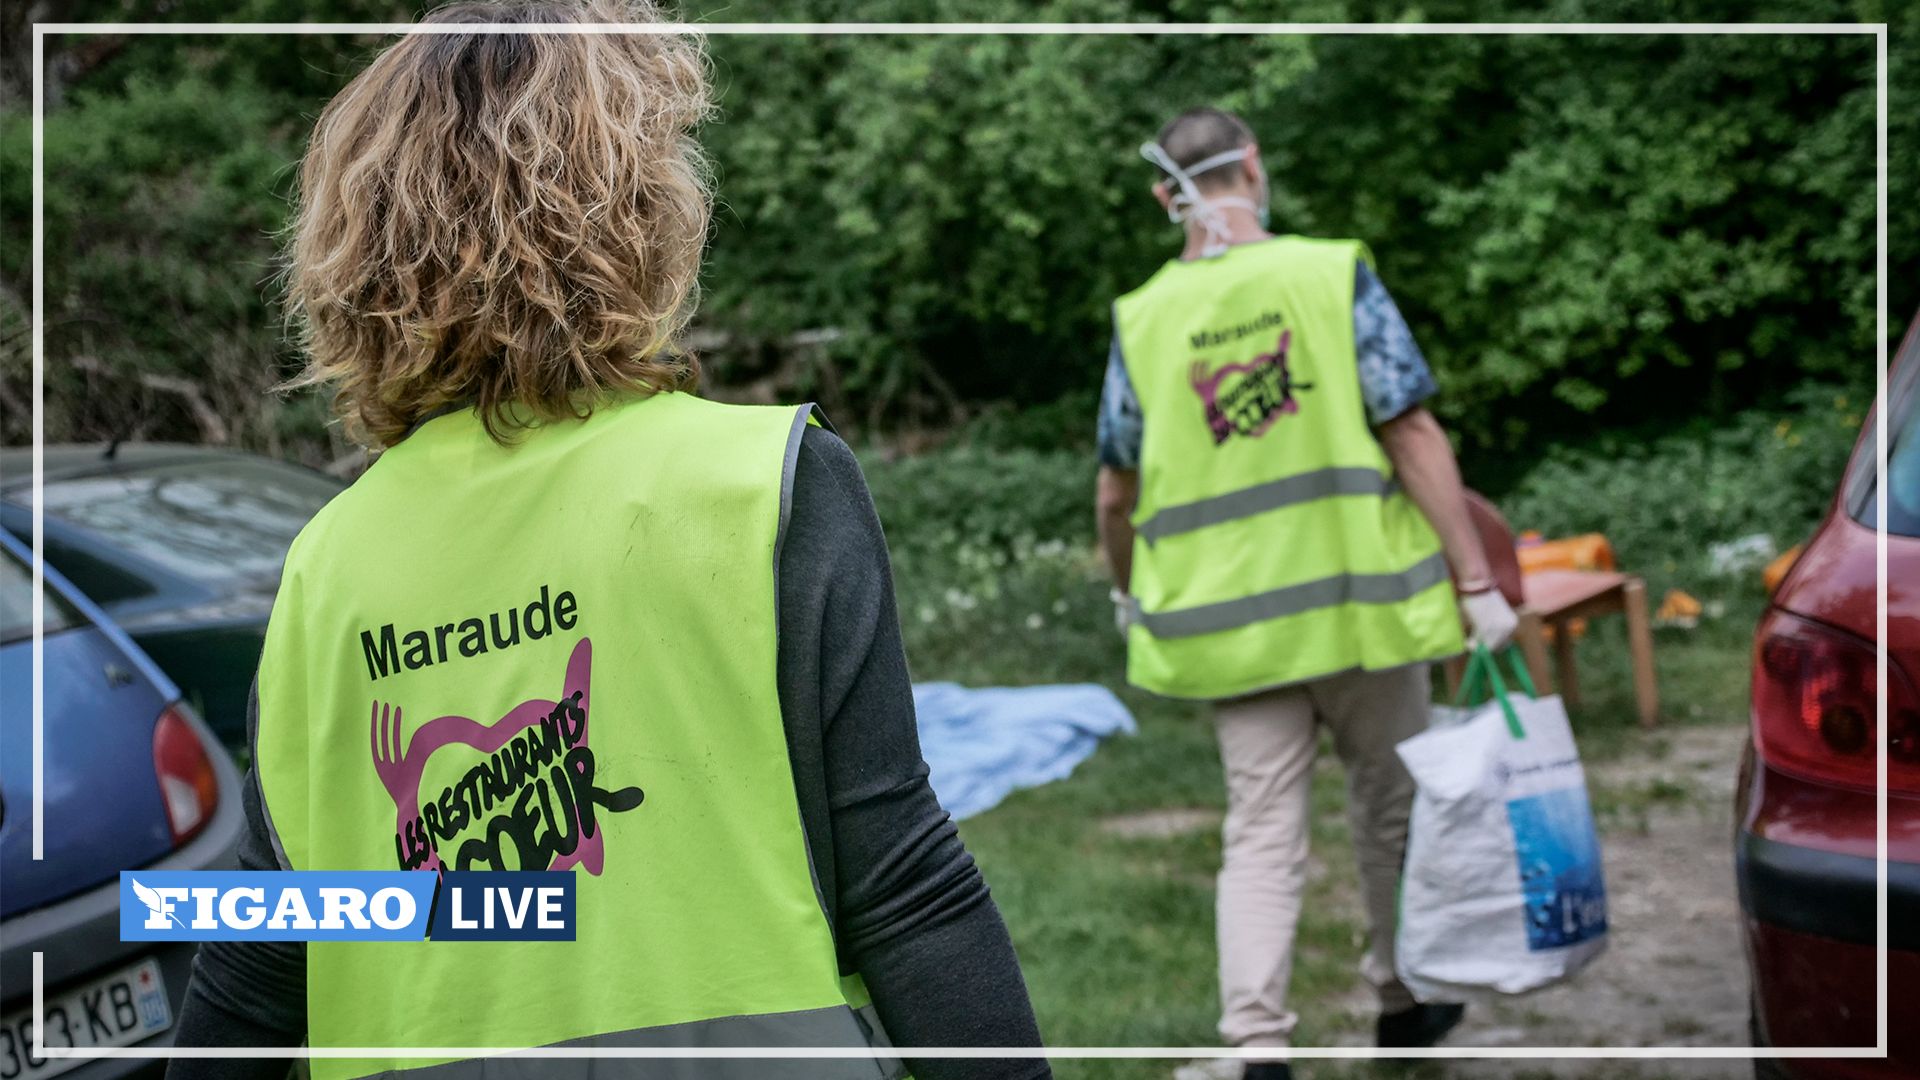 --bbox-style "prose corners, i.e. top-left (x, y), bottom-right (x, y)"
top-left (865, 448), bottom-right (1772, 1080)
